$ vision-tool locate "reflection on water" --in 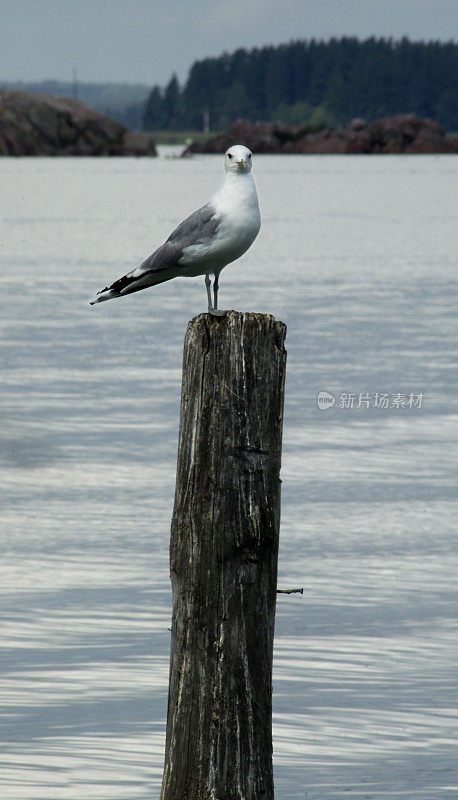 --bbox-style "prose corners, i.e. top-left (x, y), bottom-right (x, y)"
top-left (1, 153), bottom-right (457, 798)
